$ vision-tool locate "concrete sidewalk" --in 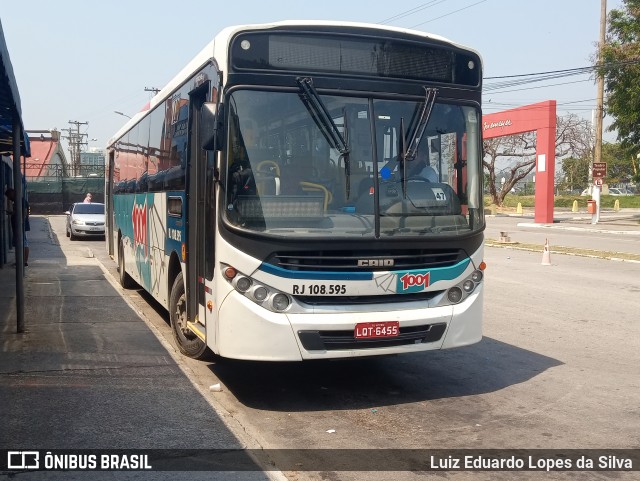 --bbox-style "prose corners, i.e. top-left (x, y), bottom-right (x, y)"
top-left (0, 217), bottom-right (272, 480)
